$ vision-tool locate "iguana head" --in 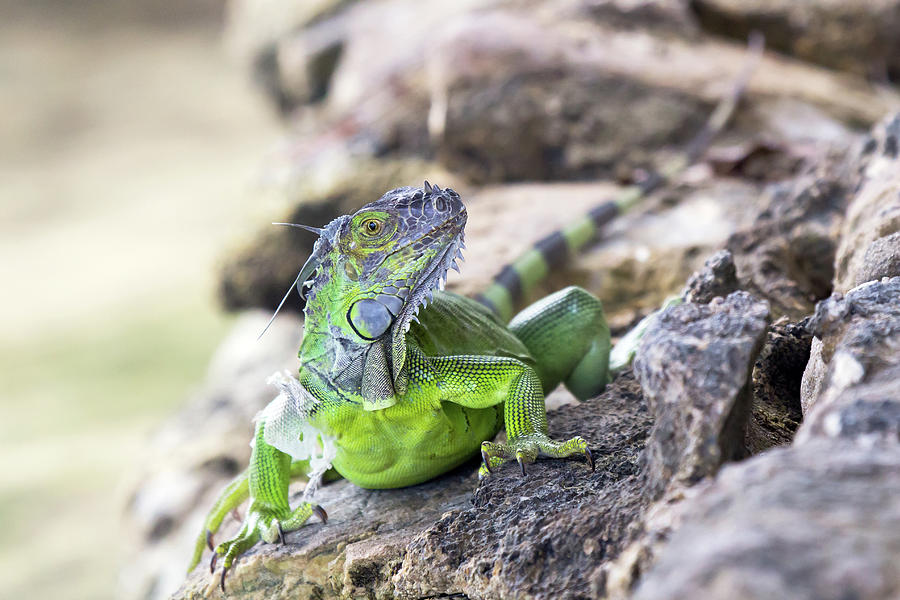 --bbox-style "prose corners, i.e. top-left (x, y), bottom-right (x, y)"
top-left (299, 182), bottom-right (466, 347)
